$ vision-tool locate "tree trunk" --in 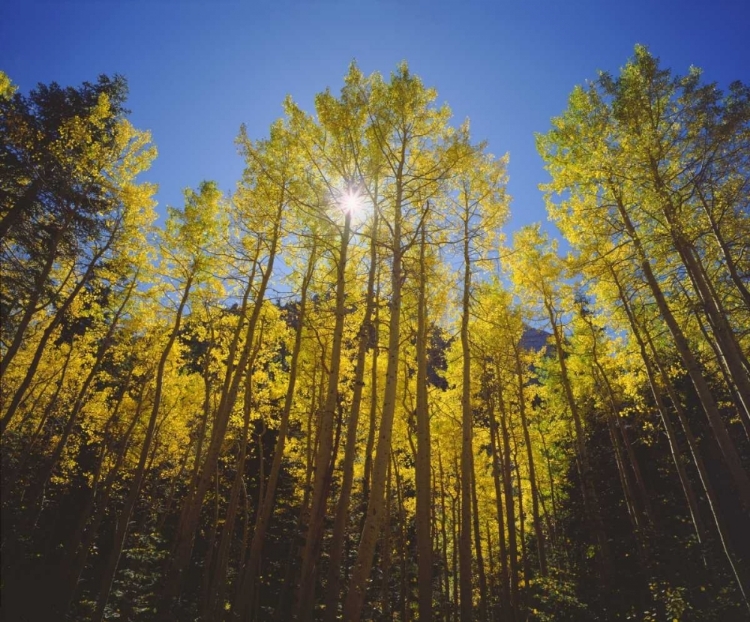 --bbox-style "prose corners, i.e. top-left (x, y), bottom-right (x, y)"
top-left (343, 162), bottom-right (405, 621)
top-left (296, 214), bottom-right (352, 621)
top-left (614, 192), bottom-right (750, 513)
top-left (274, 382), bottom-right (321, 622)
top-left (696, 186), bottom-right (750, 311)
top-left (545, 300), bottom-right (612, 578)
top-left (160, 211), bottom-right (281, 616)
top-left (471, 458), bottom-right (488, 621)
top-left (458, 210), bottom-right (474, 621)
top-left (43, 380), bottom-right (144, 619)
top-left (206, 342), bottom-right (261, 620)
top-left (0, 227), bottom-right (61, 377)
top-left (392, 453), bottom-right (410, 622)
top-left (199, 469), bottom-right (222, 618)
top-left (381, 459), bottom-right (394, 622)
top-left (607, 261), bottom-right (707, 538)
top-left (642, 323), bottom-right (750, 610)
top-left (495, 376), bottom-right (519, 621)
top-left (438, 447), bottom-right (451, 622)
top-left (511, 341), bottom-right (547, 576)
top-left (21, 278), bottom-right (136, 517)
top-left (324, 213), bottom-right (380, 621)
top-left (415, 220), bottom-right (433, 622)
top-left (651, 163), bottom-right (750, 419)
top-left (233, 244), bottom-right (316, 620)
top-left (1, 227), bottom-right (120, 434)
top-left (362, 303), bottom-right (380, 506)
top-left (486, 390), bottom-right (511, 622)
top-left (93, 273), bottom-right (194, 621)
